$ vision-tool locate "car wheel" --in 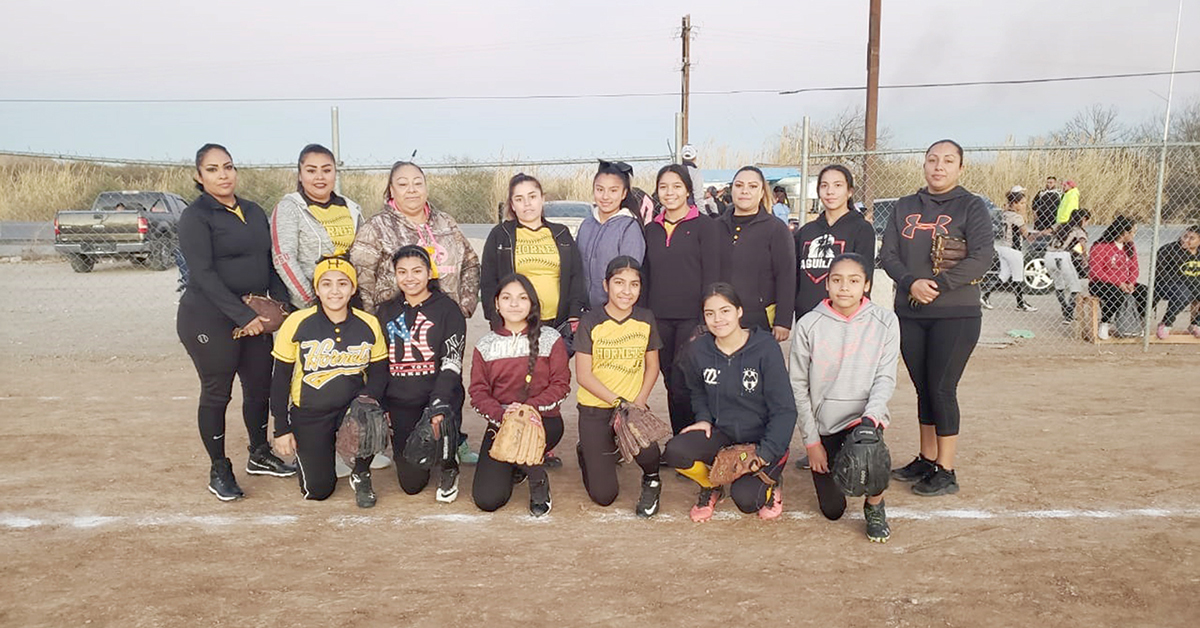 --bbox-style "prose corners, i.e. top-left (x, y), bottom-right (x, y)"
top-left (68, 253), bottom-right (95, 273)
top-left (1024, 257), bottom-right (1054, 294)
top-left (146, 237), bottom-right (175, 271)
